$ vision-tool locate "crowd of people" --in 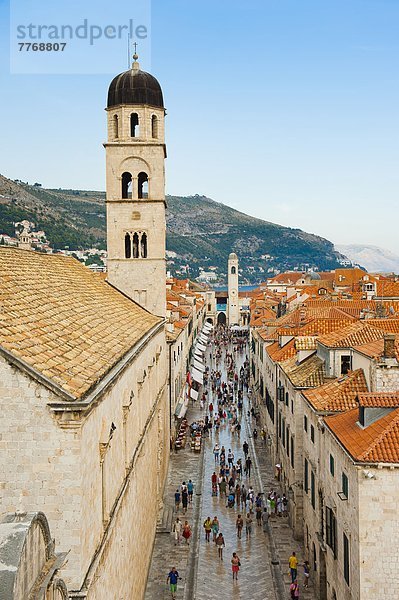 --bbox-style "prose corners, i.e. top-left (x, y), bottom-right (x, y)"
top-left (166, 325), bottom-right (311, 598)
